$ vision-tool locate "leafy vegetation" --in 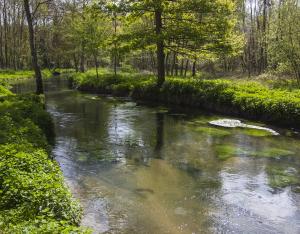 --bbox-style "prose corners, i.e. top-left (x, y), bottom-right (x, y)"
top-left (72, 70), bottom-right (300, 127)
top-left (0, 85), bottom-right (89, 233)
top-left (266, 165), bottom-right (299, 189)
top-left (0, 69), bottom-right (52, 80)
